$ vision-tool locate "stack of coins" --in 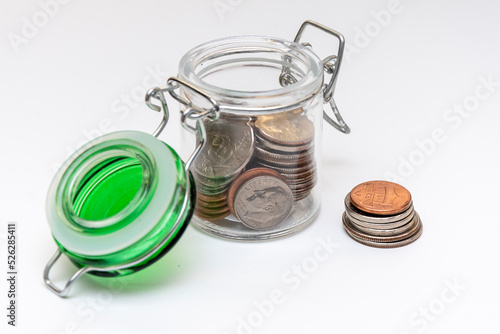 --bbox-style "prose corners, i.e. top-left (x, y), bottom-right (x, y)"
top-left (228, 168), bottom-right (294, 230)
top-left (253, 113), bottom-right (317, 201)
top-left (342, 181), bottom-right (423, 248)
top-left (191, 117), bottom-right (254, 221)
